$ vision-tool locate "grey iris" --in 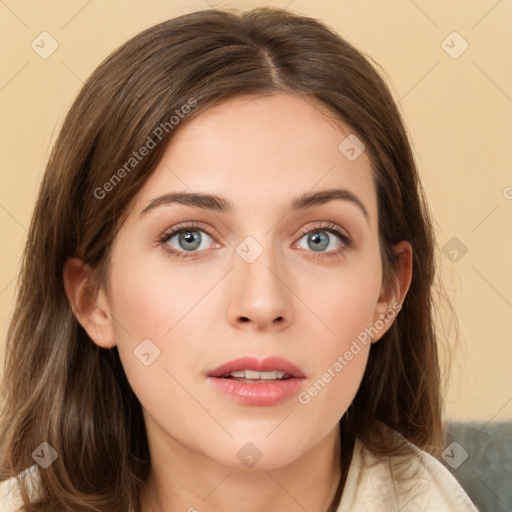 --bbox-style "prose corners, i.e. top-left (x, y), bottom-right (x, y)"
top-left (179, 231), bottom-right (201, 251)
top-left (308, 231), bottom-right (329, 251)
